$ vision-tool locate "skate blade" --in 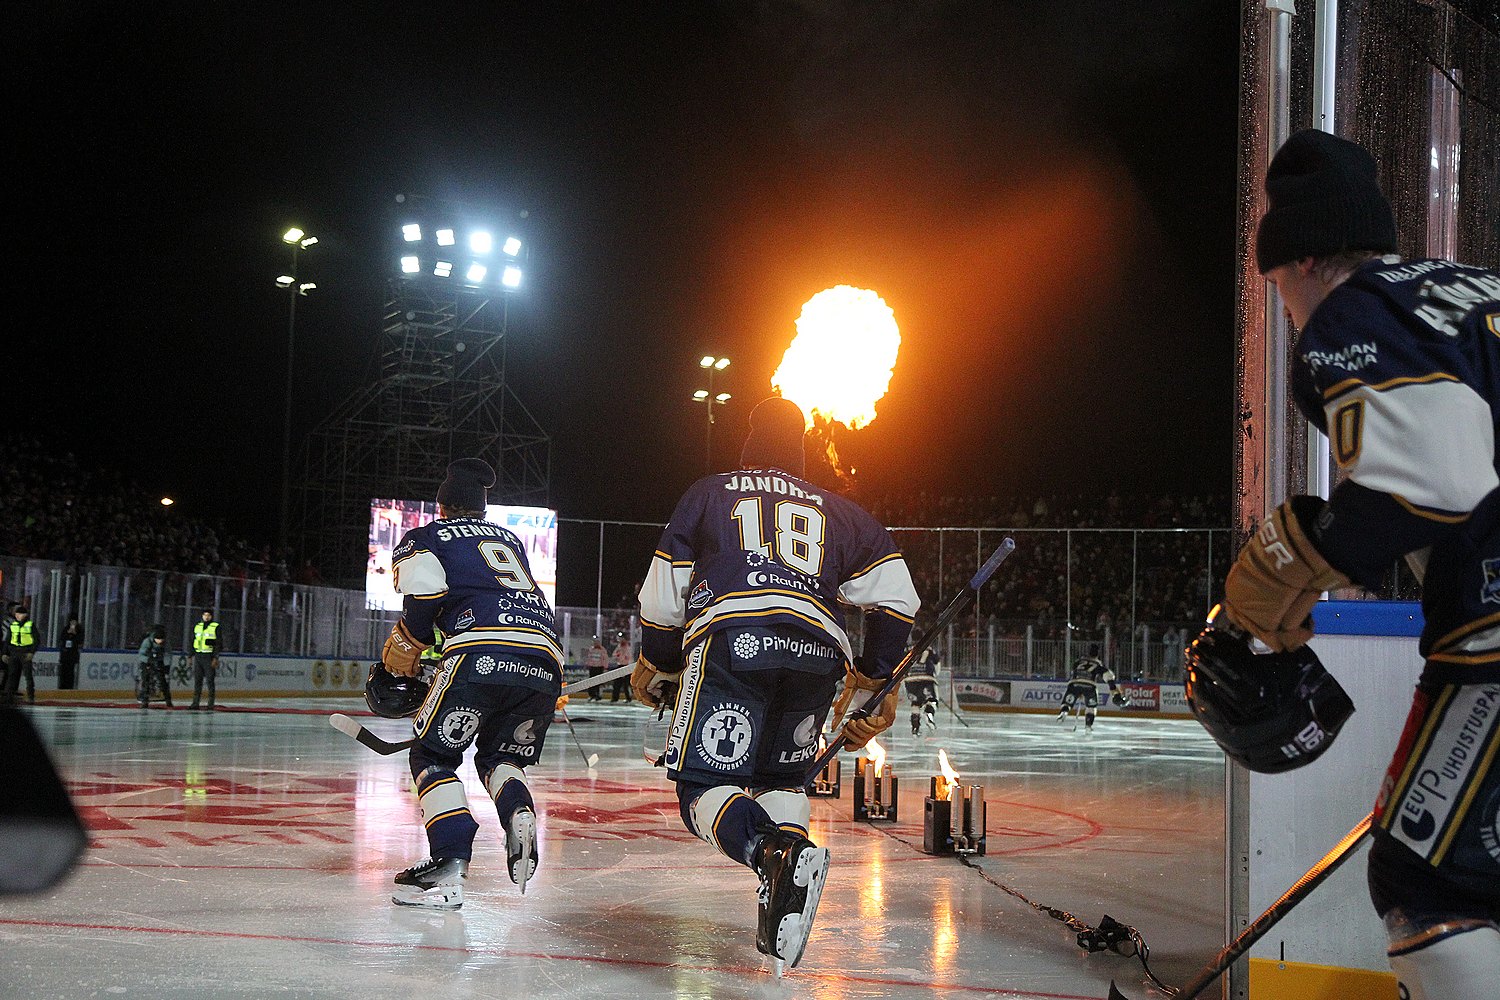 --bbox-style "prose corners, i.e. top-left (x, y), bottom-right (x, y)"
top-left (392, 884), bottom-right (463, 910)
top-left (509, 810), bottom-right (537, 894)
top-left (773, 957), bottom-right (785, 979)
top-left (776, 847), bottom-right (830, 969)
